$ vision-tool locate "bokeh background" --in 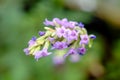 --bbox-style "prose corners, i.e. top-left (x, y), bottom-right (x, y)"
top-left (0, 0), bottom-right (120, 80)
